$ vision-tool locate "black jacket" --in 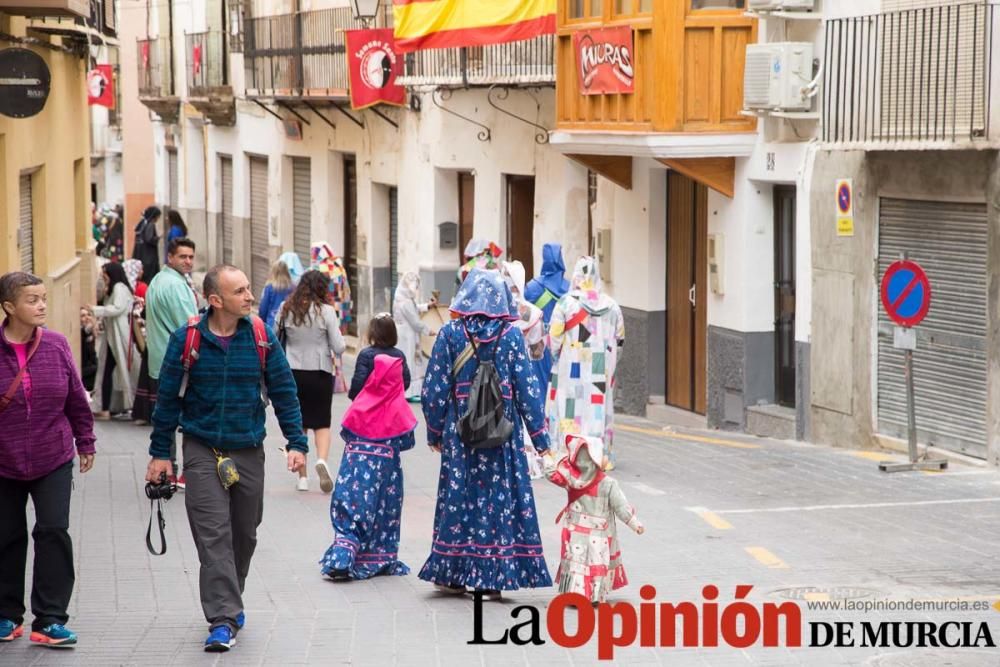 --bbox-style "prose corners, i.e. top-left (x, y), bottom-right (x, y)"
top-left (132, 217), bottom-right (160, 281)
top-left (349, 346), bottom-right (410, 400)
